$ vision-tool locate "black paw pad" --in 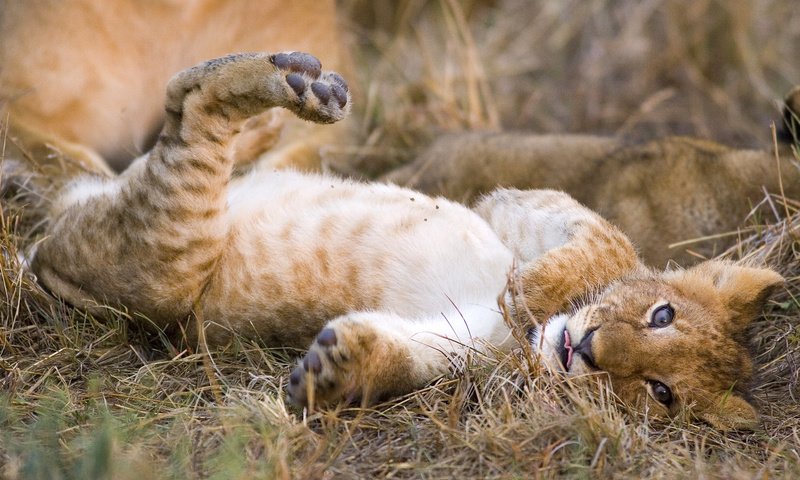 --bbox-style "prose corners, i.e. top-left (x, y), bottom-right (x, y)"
top-left (331, 84), bottom-right (347, 108)
top-left (272, 52), bottom-right (322, 78)
top-left (317, 328), bottom-right (338, 346)
top-left (311, 82), bottom-right (331, 104)
top-left (272, 53), bottom-right (292, 70)
top-left (329, 73), bottom-right (349, 92)
top-left (289, 368), bottom-right (303, 386)
top-left (286, 73), bottom-right (306, 96)
top-left (303, 351), bottom-right (322, 373)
